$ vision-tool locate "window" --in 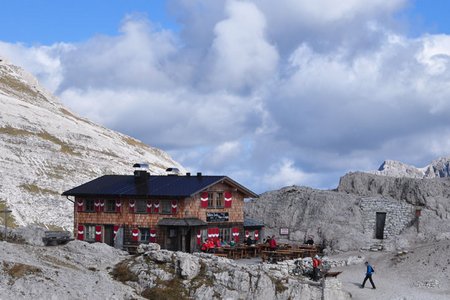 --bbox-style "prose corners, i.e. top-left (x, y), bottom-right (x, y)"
top-left (85, 225), bottom-right (95, 242)
top-left (136, 200), bottom-right (147, 213)
top-left (208, 192), bottom-right (224, 208)
top-left (105, 200), bottom-right (116, 212)
top-left (139, 228), bottom-right (150, 243)
top-left (85, 199), bottom-right (95, 212)
top-left (219, 227), bottom-right (231, 242)
top-left (160, 201), bottom-right (172, 214)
